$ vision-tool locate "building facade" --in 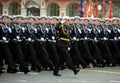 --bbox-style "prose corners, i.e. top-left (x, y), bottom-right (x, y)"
top-left (0, 0), bottom-right (120, 17)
